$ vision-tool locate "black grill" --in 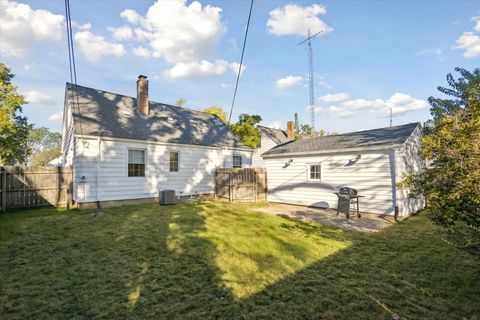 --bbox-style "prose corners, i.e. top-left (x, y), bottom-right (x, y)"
top-left (338, 187), bottom-right (358, 197)
top-left (334, 187), bottom-right (362, 219)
